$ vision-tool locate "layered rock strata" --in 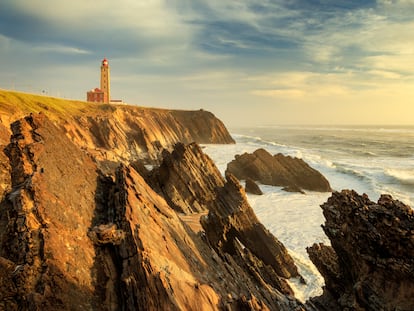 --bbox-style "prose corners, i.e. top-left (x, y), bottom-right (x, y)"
top-left (0, 113), bottom-right (100, 310)
top-left (68, 107), bottom-right (235, 166)
top-left (145, 142), bottom-right (303, 301)
top-left (202, 173), bottom-right (301, 283)
top-left (0, 113), bottom-right (308, 310)
top-left (307, 190), bottom-right (414, 311)
top-left (145, 142), bottom-right (225, 214)
top-left (226, 148), bottom-right (331, 193)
